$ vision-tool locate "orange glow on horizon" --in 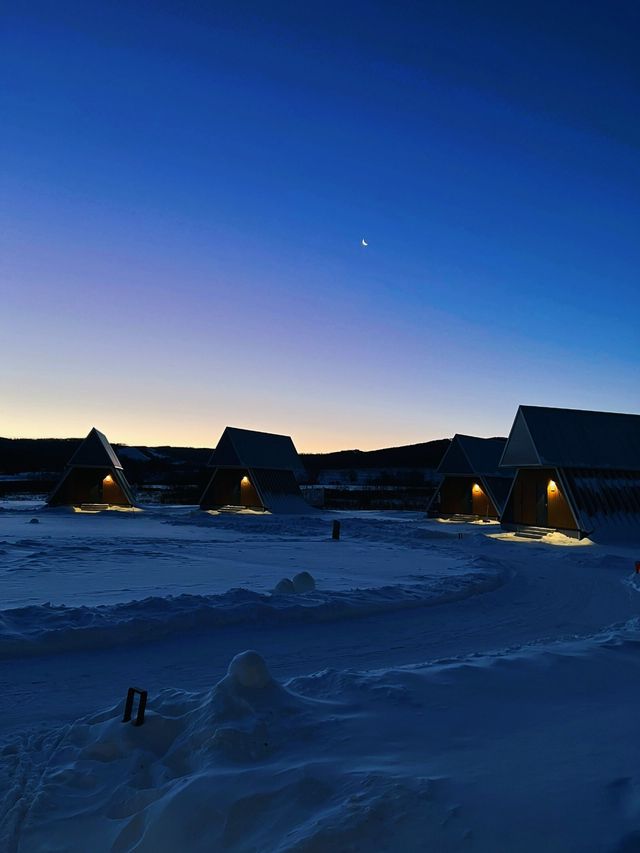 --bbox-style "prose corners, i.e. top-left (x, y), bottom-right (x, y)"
top-left (0, 413), bottom-right (455, 455)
